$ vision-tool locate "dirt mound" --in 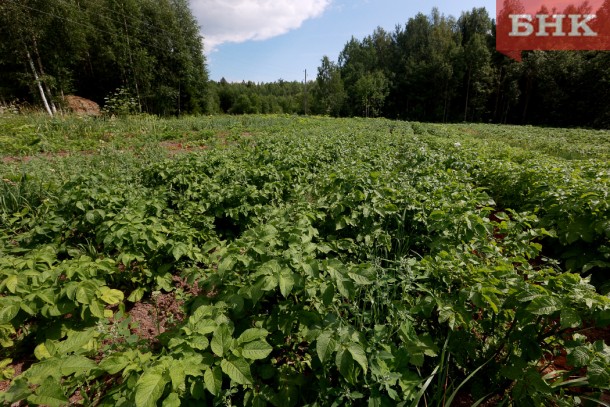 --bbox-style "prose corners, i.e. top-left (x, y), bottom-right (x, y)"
top-left (63, 95), bottom-right (101, 116)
